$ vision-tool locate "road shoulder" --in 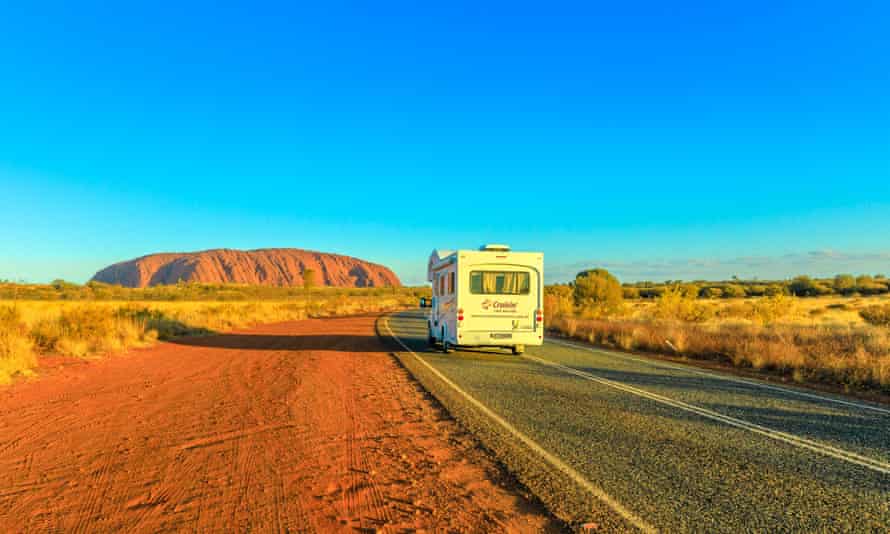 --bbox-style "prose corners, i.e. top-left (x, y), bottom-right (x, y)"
top-left (379, 313), bottom-right (641, 532)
